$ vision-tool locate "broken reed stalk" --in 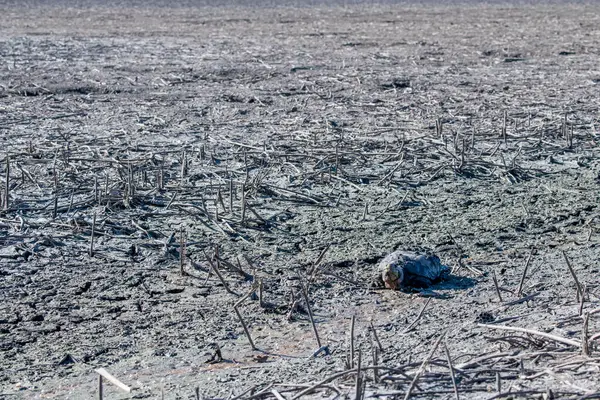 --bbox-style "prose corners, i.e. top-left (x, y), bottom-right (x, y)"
top-left (519, 358), bottom-right (524, 375)
top-left (370, 321), bottom-right (384, 352)
top-left (308, 245), bottom-right (330, 282)
top-left (98, 374), bottom-right (103, 400)
top-left (377, 162), bottom-right (402, 186)
top-left (235, 285), bottom-right (257, 308)
top-left (52, 193), bottom-right (58, 220)
top-left (496, 372), bottom-right (502, 393)
top-left (562, 251), bottom-right (584, 302)
top-left (258, 279), bottom-right (264, 308)
top-left (579, 285), bottom-right (586, 316)
top-left (218, 188), bottom-right (227, 213)
top-left (180, 150), bottom-right (186, 186)
top-left (159, 160), bottom-right (165, 190)
top-left (502, 110), bottom-right (507, 144)
top-left (459, 137), bottom-right (465, 170)
top-left (403, 298), bottom-right (431, 333)
top-left (516, 250), bottom-right (534, 297)
top-left (67, 189), bottom-right (74, 213)
top-left (355, 348), bottom-right (362, 400)
top-left (229, 178), bottom-right (234, 215)
top-left (286, 290), bottom-right (299, 321)
top-left (233, 304), bottom-right (256, 350)
top-left (444, 343), bottom-right (460, 400)
top-left (300, 284), bottom-right (322, 349)
top-left (372, 345), bottom-right (379, 384)
top-left (395, 190), bottom-right (410, 209)
top-left (4, 154), bottom-right (9, 210)
top-left (166, 193), bottom-right (176, 209)
top-left (246, 203), bottom-right (266, 223)
top-left (94, 176), bottom-right (98, 203)
top-left (350, 315), bottom-right (356, 369)
top-left (271, 389), bottom-right (285, 400)
top-left (290, 364), bottom-right (430, 400)
top-left (94, 368), bottom-right (131, 394)
top-left (590, 331), bottom-right (600, 342)
top-left (582, 312), bottom-right (590, 356)
top-left (124, 168), bottom-right (130, 205)
top-left (202, 249), bottom-right (236, 295)
top-left (52, 171), bottom-right (59, 219)
top-left (217, 257), bottom-right (251, 281)
top-left (403, 333), bottom-right (445, 400)
top-left (129, 163), bottom-right (135, 198)
top-left (179, 228), bottom-right (186, 276)
top-left (243, 150), bottom-right (249, 183)
top-left (492, 270), bottom-right (503, 302)
top-left (89, 213), bottom-right (96, 257)
top-left (361, 203), bottom-right (368, 221)
top-left (240, 186), bottom-right (246, 224)
top-left (335, 145), bottom-right (339, 176)
top-left (453, 132), bottom-right (459, 153)
top-left (478, 323), bottom-right (580, 347)
top-left (568, 124), bottom-right (574, 148)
